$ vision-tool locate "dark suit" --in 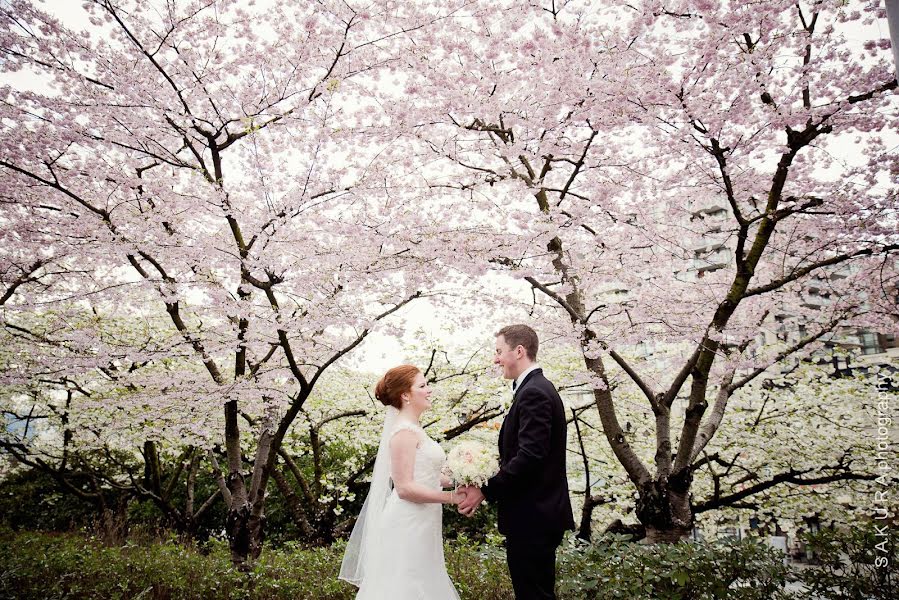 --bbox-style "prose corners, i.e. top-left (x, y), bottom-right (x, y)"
top-left (482, 368), bottom-right (574, 600)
